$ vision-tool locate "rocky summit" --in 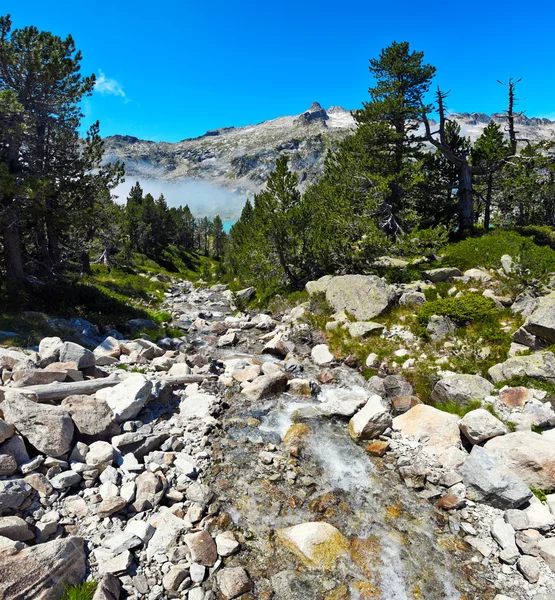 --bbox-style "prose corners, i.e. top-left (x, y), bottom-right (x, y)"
top-left (4, 263), bottom-right (555, 600)
top-left (103, 107), bottom-right (555, 217)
